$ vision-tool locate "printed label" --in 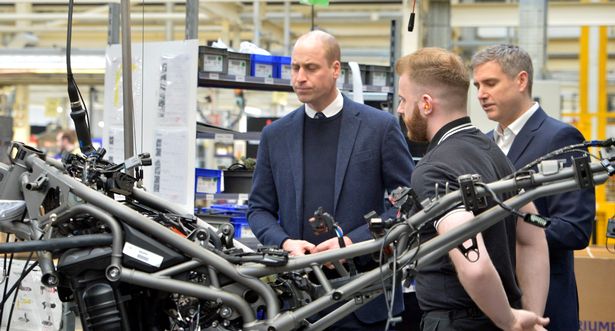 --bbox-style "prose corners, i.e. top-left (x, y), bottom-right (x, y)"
top-left (214, 133), bottom-right (234, 144)
top-left (280, 64), bottom-right (292, 80)
top-left (228, 59), bottom-right (247, 76)
top-left (203, 54), bottom-right (224, 73)
top-left (196, 177), bottom-right (218, 194)
top-left (372, 72), bottom-right (387, 86)
top-left (255, 63), bottom-right (273, 78)
top-left (123, 242), bottom-right (164, 268)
